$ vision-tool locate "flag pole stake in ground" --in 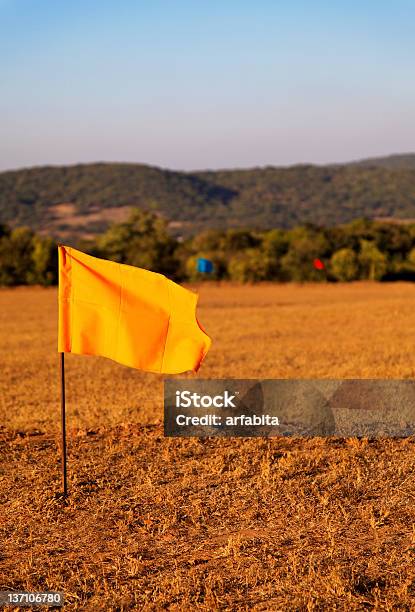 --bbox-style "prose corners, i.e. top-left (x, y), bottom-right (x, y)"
top-left (60, 352), bottom-right (68, 497)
